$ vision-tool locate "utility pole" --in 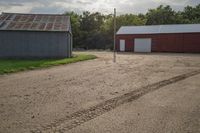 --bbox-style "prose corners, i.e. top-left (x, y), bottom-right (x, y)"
top-left (113, 8), bottom-right (116, 63)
